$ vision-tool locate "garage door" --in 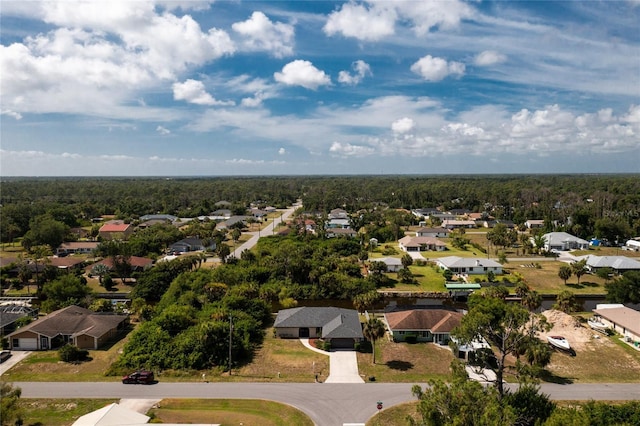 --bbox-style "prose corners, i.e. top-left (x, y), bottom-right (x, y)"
top-left (330, 338), bottom-right (355, 349)
top-left (16, 338), bottom-right (37, 350)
